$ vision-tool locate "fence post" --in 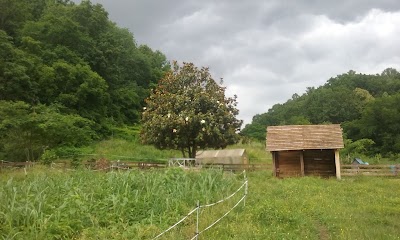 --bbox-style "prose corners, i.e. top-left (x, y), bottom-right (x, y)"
top-left (243, 170), bottom-right (247, 207)
top-left (196, 200), bottom-right (200, 240)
